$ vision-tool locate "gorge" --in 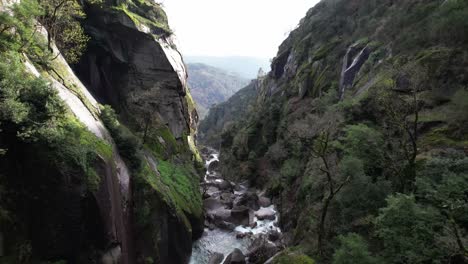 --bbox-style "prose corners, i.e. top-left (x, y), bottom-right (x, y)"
top-left (0, 0), bottom-right (468, 264)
